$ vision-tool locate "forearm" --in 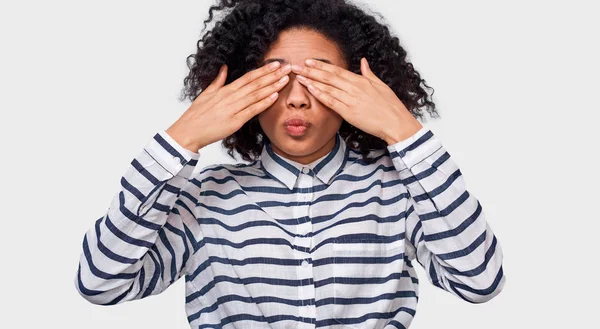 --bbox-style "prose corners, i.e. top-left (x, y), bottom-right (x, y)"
top-left (75, 131), bottom-right (201, 304)
top-left (387, 127), bottom-right (506, 303)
